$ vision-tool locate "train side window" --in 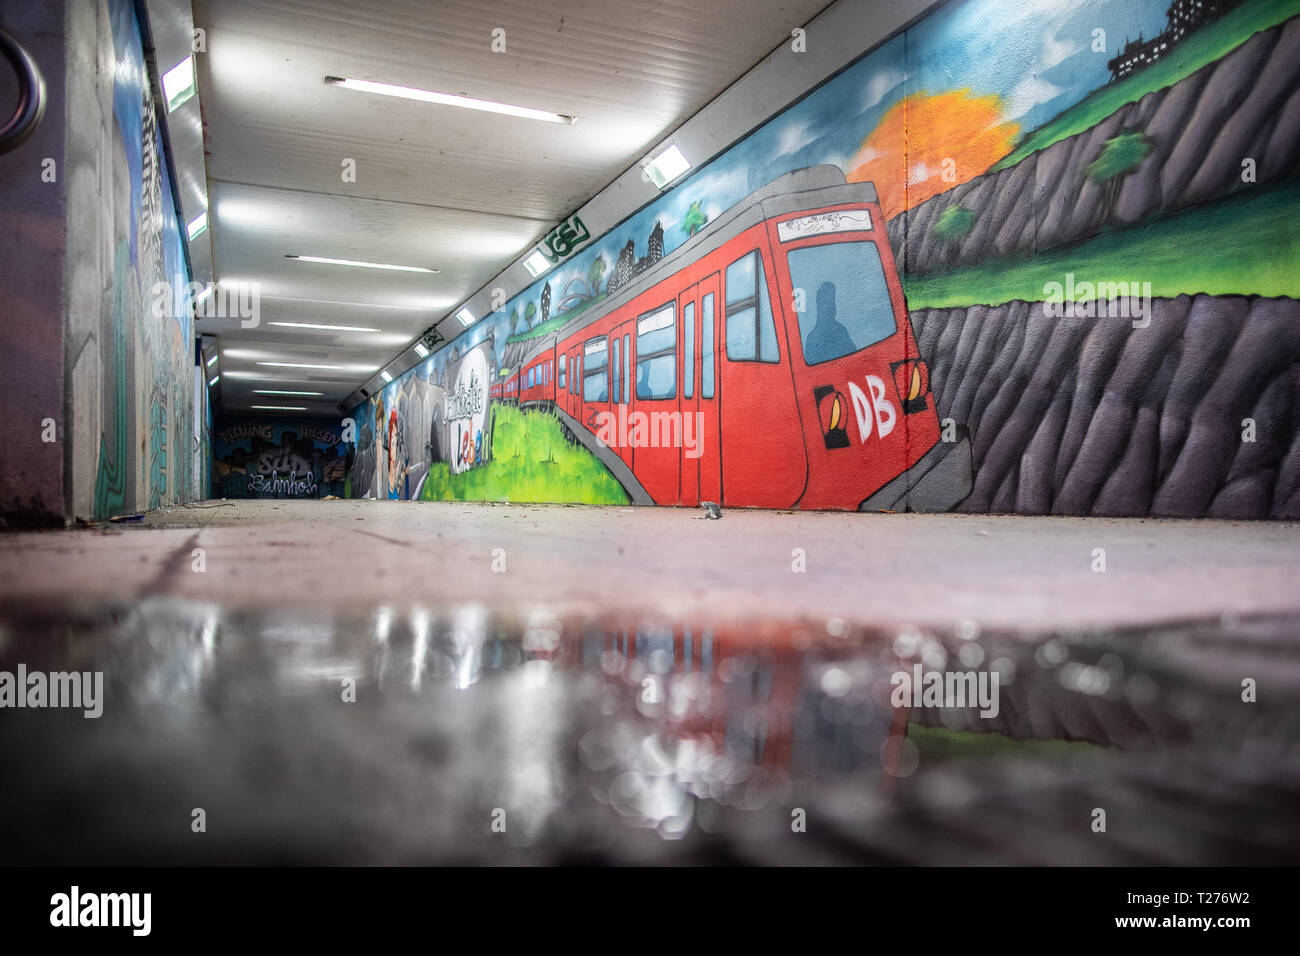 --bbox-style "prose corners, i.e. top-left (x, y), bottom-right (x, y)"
top-left (725, 250), bottom-right (779, 363)
top-left (558, 353), bottom-right (566, 390)
top-left (635, 303), bottom-right (677, 401)
top-left (583, 337), bottom-right (608, 402)
top-left (701, 293), bottom-right (715, 398)
top-left (573, 352), bottom-right (581, 395)
top-left (683, 301), bottom-right (695, 399)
